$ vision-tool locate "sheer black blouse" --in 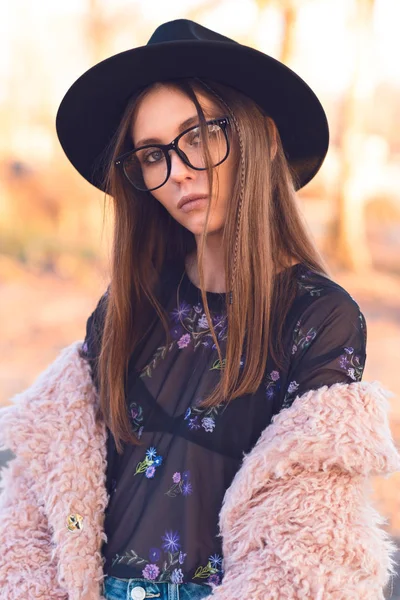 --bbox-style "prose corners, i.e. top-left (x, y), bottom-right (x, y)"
top-left (80, 260), bottom-right (367, 588)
